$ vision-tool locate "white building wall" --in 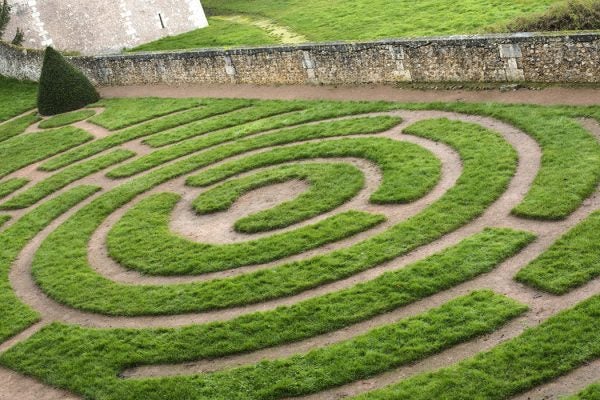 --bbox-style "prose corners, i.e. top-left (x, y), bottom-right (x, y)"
top-left (5, 0), bottom-right (209, 54)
